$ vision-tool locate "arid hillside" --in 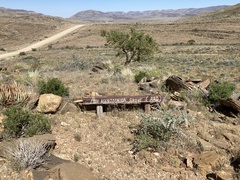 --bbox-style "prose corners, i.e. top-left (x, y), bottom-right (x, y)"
top-left (0, 4), bottom-right (240, 180)
top-left (183, 3), bottom-right (240, 22)
top-left (0, 8), bottom-right (76, 51)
